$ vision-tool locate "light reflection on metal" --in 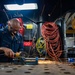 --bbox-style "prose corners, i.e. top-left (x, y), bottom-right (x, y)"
top-left (38, 60), bottom-right (55, 64)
